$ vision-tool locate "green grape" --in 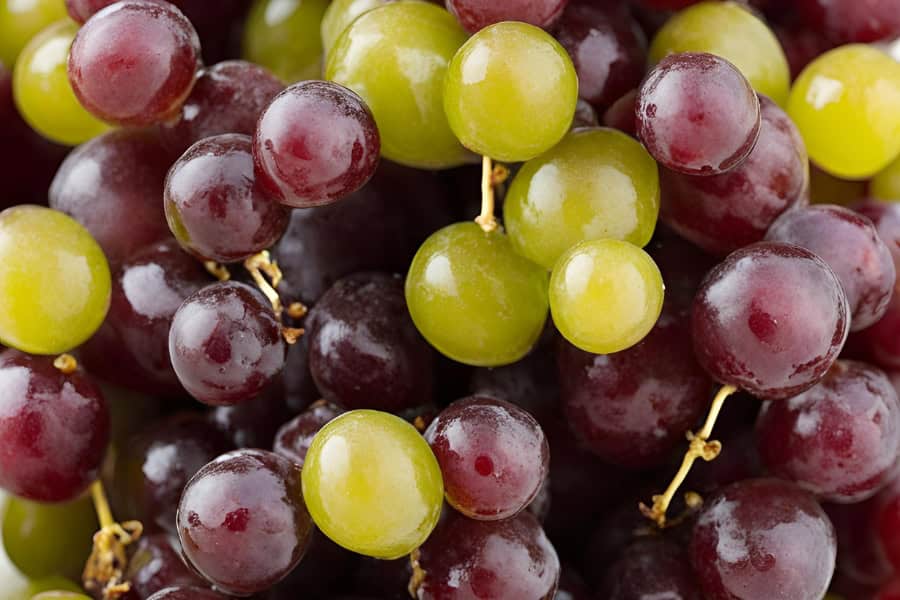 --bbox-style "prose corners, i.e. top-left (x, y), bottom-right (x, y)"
top-left (405, 222), bottom-right (549, 366)
top-left (326, 1), bottom-right (470, 169)
top-left (787, 45), bottom-right (900, 180)
top-left (549, 239), bottom-right (664, 355)
top-left (649, 1), bottom-right (790, 106)
top-left (6, 577), bottom-right (83, 600)
top-left (13, 20), bottom-right (110, 146)
top-left (0, 0), bottom-right (67, 69)
top-left (873, 154), bottom-right (900, 201)
top-left (301, 410), bottom-right (443, 559)
top-left (2, 495), bottom-right (98, 581)
top-left (243, 0), bottom-right (330, 83)
top-left (0, 206), bottom-right (111, 355)
top-left (505, 127), bottom-right (659, 270)
top-left (31, 593), bottom-right (91, 600)
top-left (443, 21), bottom-right (578, 162)
top-left (320, 0), bottom-right (386, 56)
